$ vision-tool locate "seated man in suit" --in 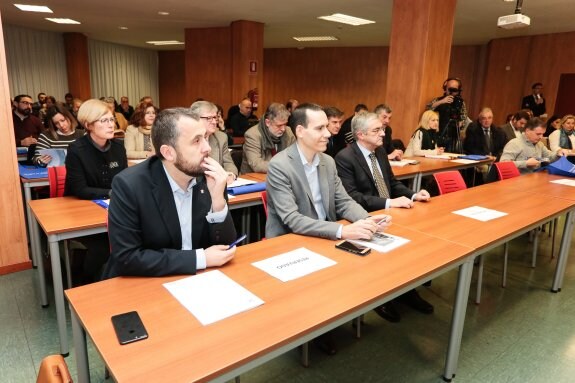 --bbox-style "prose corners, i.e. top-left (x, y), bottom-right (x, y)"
top-left (501, 110), bottom-right (530, 142)
top-left (102, 108), bottom-right (237, 279)
top-left (241, 102), bottom-right (295, 174)
top-left (266, 103), bottom-right (391, 354)
top-left (190, 100), bottom-right (238, 183)
top-left (323, 106), bottom-right (346, 158)
top-left (335, 112), bottom-right (433, 322)
top-left (463, 107), bottom-right (508, 159)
